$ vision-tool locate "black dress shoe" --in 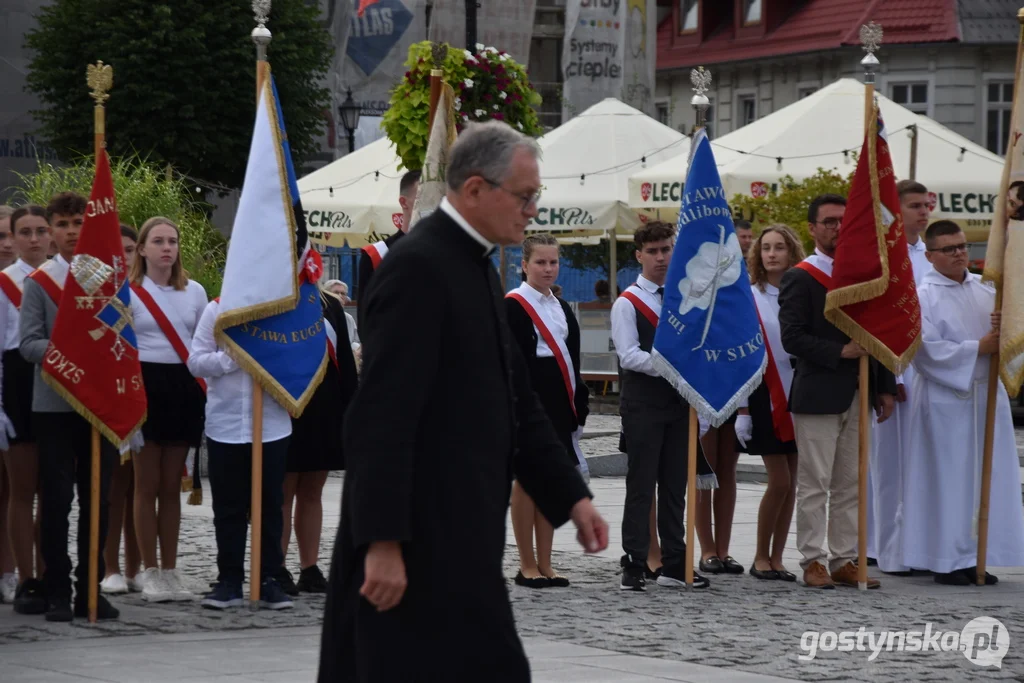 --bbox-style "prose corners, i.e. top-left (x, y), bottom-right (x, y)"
top-left (514, 571), bottom-right (550, 589)
top-left (74, 594), bottom-right (120, 620)
top-left (749, 565), bottom-right (779, 581)
top-left (698, 556), bottom-right (724, 574)
top-left (866, 557), bottom-right (878, 567)
top-left (721, 556), bottom-right (744, 574)
top-left (962, 566), bottom-right (998, 585)
top-left (934, 570), bottom-right (971, 586)
top-left (45, 597), bottom-right (73, 622)
top-left (13, 579), bottom-right (47, 615)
